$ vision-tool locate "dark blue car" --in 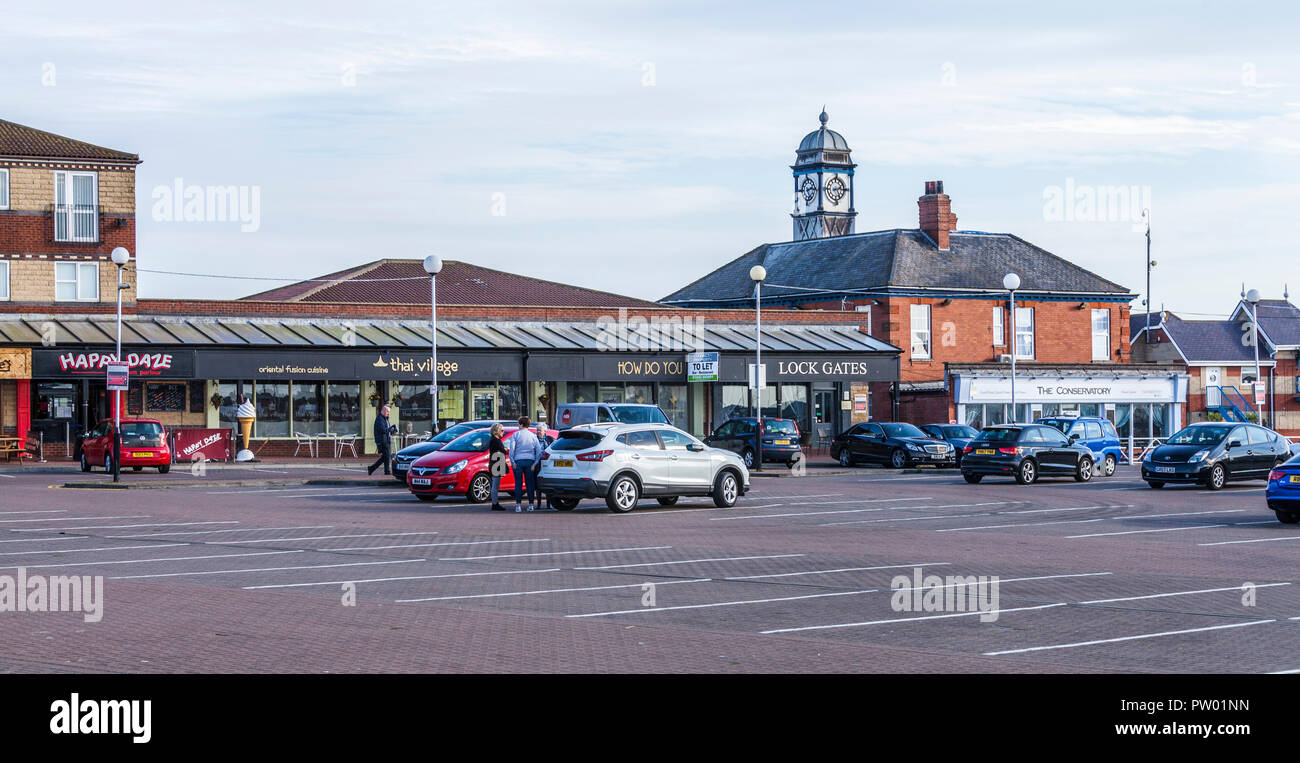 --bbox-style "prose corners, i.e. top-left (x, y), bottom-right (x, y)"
top-left (920, 424), bottom-right (980, 467)
top-left (1266, 454), bottom-right (1300, 524)
top-left (1035, 417), bottom-right (1125, 476)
